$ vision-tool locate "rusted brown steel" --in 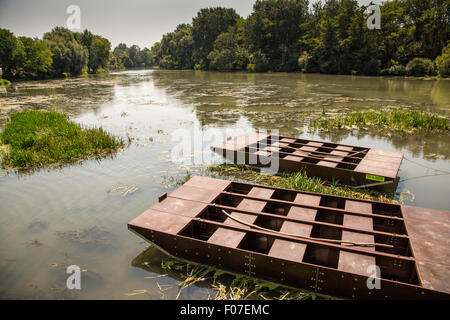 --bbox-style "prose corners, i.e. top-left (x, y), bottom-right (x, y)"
top-left (211, 132), bottom-right (403, 193)
top-left (128, 176), bottom-right (450, 299)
